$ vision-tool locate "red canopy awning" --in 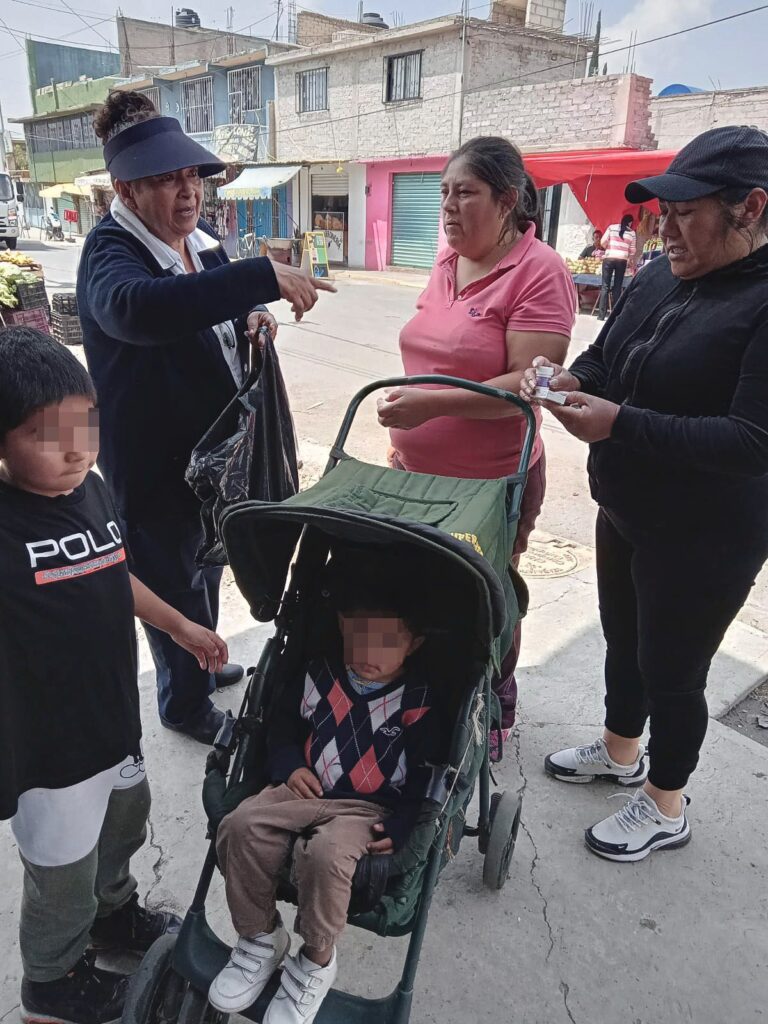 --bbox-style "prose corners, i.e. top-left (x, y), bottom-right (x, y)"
top-left (525, 148), bottom-right (677, 231)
